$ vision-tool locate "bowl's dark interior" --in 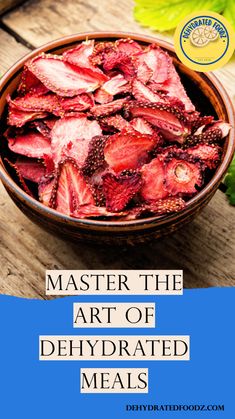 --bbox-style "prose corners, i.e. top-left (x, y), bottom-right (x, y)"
top-left (0, 37), bottom-right (227, 218)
